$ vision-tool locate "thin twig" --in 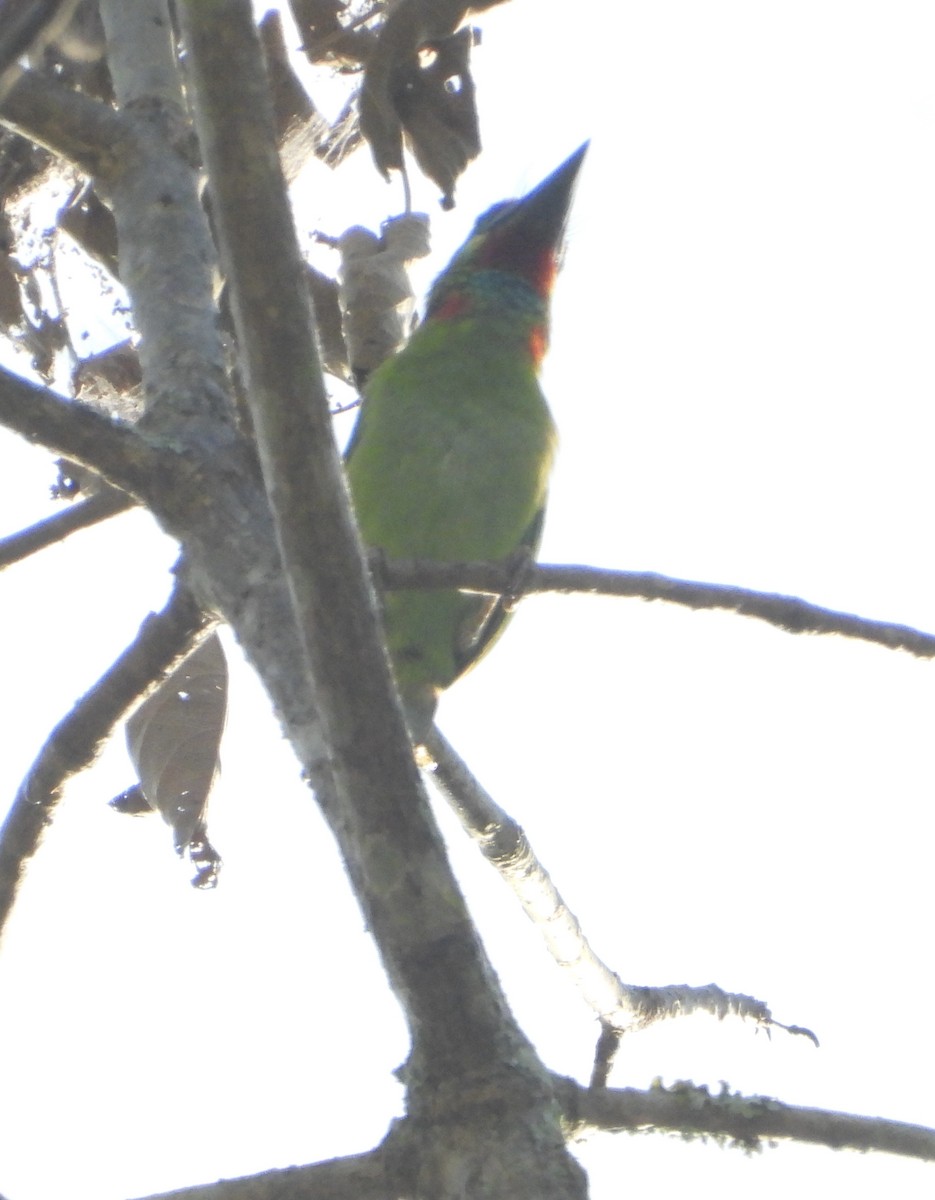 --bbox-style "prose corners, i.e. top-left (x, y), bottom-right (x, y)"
top-left (0, 580), bottom-right (211, 941)
top-left (423, 727), bottom-right (806, 1073)
top-left (0, 488), bottom-right (135, 569)
top-left (377, 559), bottom-right (935, 659)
